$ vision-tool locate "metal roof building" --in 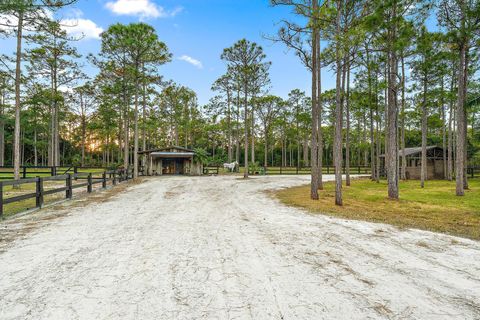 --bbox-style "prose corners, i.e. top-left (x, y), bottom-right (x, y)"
top-left (138, 146), bottom-right (203, 176)
top-left (380, 146), bottom-right (446, 179)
